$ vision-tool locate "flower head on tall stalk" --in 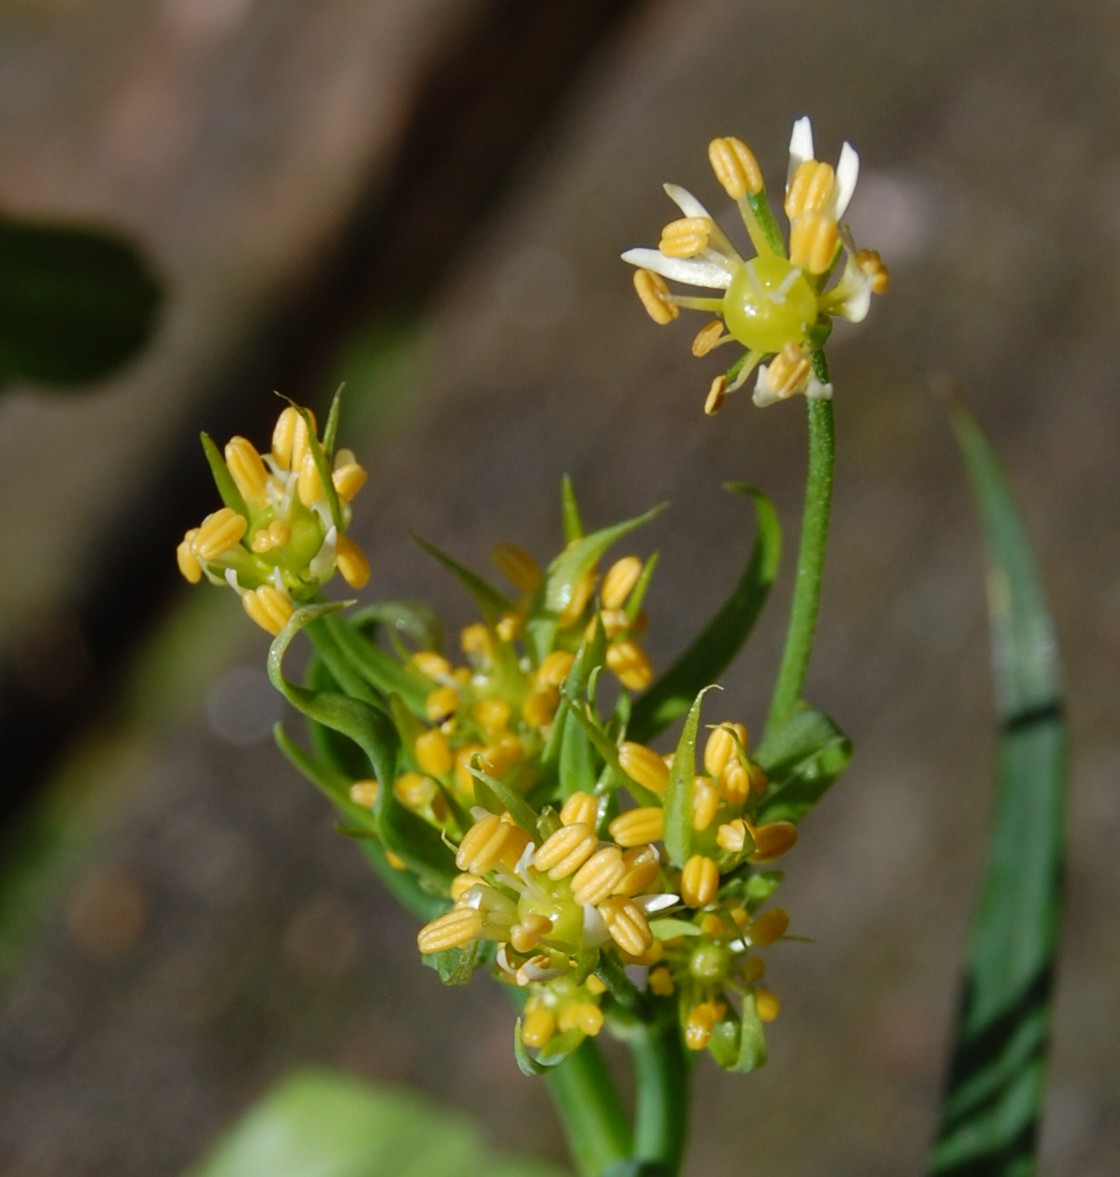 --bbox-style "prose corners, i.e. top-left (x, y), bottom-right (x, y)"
top-left (623, 117), bottom-right (889, 413)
